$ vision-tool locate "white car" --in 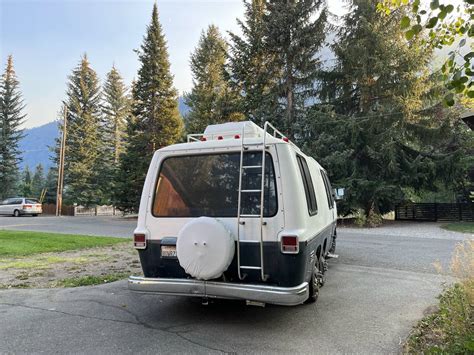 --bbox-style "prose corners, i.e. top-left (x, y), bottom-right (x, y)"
top-left (0, 197), bottom-right (43, 217)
